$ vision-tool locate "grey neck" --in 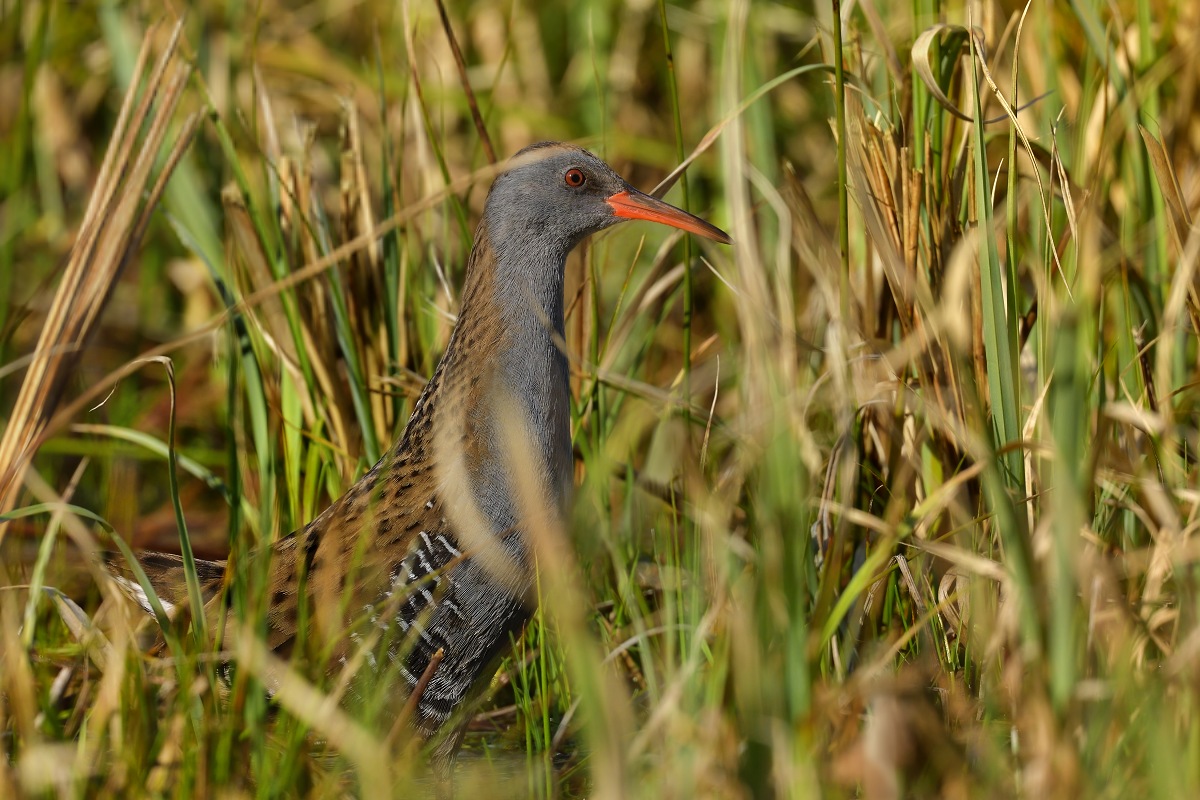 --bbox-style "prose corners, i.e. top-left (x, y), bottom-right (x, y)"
top-left (477, 232), bottom-right (574, 519)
